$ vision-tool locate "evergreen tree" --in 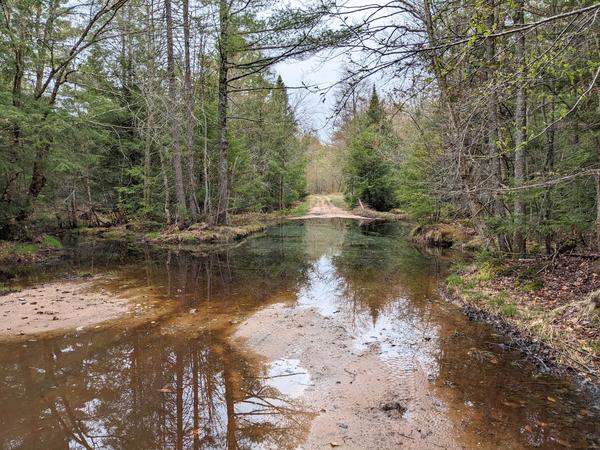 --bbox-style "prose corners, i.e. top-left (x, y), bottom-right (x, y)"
top-left (342, 88), bottom-right (398, 211)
